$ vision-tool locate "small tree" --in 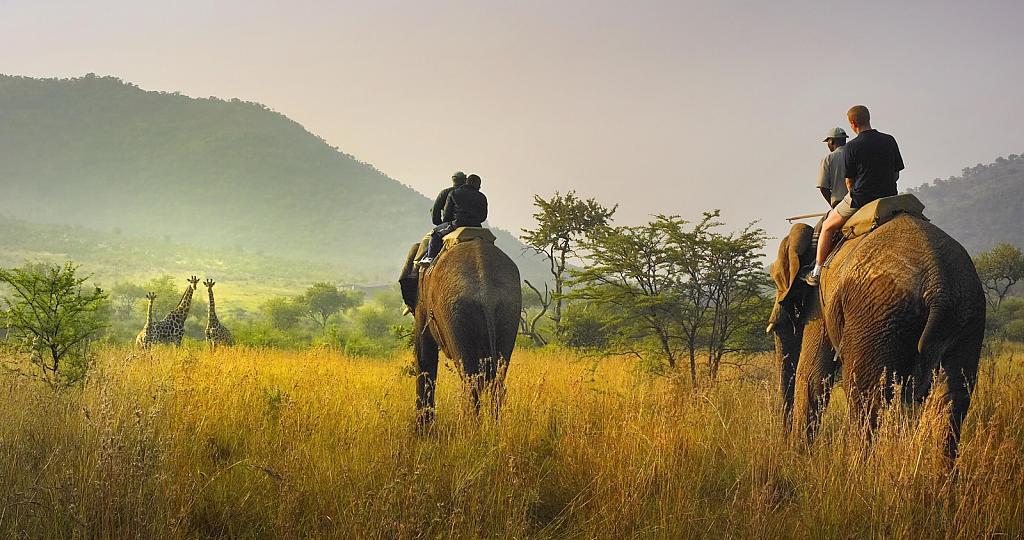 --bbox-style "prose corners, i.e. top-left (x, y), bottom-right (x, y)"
top-left (568, 223), bottom-right (682, 368)
top-left (109, 281), bottom-right (147, 320)
top-left (700, 221), bottom-right (770, 380)
top-left (261, 296), bottom-right (304, 331)
top-left (297, 283), bottom-right (363, 330)
top-left (0, 262), bottom-right (109, 385)
top-left (520, 191), bottom-right (616, 332)
top-left (520, 280), bottom-right (551, 347)
top-left (975, 243), bottom-right (1024, 311)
